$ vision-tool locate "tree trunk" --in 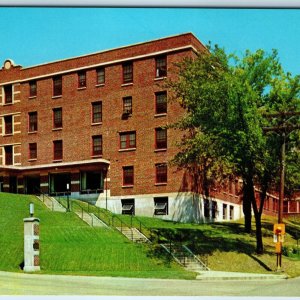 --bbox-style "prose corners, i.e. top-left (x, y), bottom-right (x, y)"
top-left (254, 212), bottom-right (264, 254)
top-left (242, 181), bottom-right (252, 233)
